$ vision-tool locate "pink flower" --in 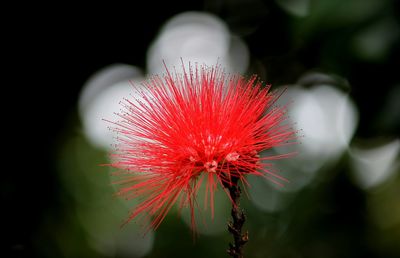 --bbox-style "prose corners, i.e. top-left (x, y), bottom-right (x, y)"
top-left (108, 64), bottom-right (296, 231)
